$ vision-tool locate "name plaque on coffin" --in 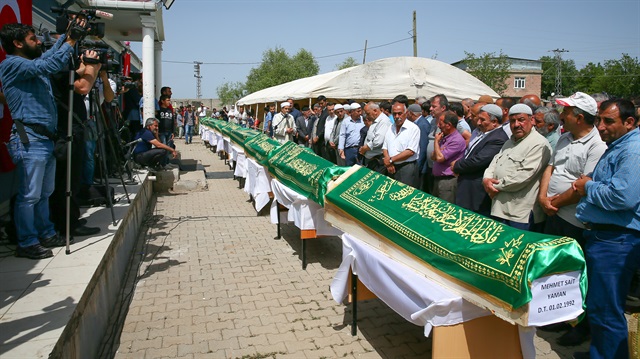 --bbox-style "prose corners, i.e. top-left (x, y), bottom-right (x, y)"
top-left (324, 166), bottom-right (587, 325)
top-left (243, 133), bottom-right (282, 167)
top-left (266, 141), bottom-right (348, 206)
